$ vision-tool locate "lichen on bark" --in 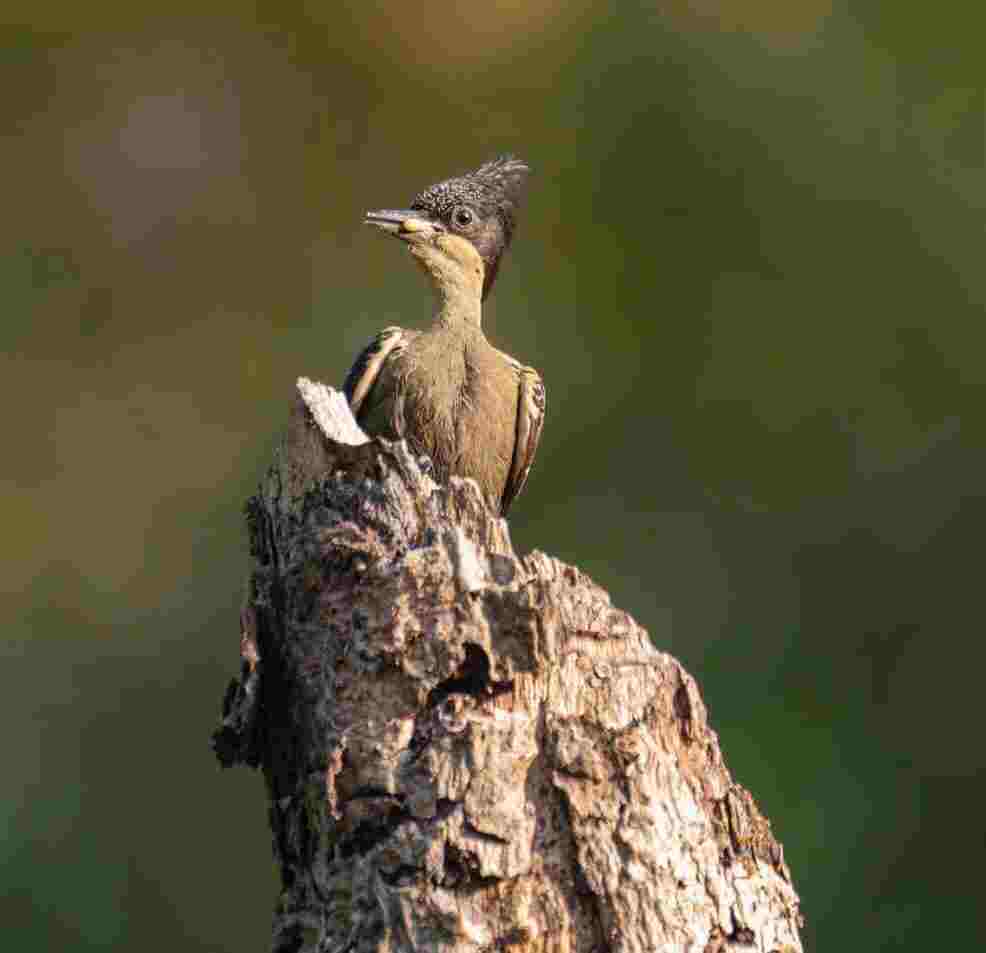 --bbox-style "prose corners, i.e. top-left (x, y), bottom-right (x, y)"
top-left (213, 378), bottom-right (804, 953)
